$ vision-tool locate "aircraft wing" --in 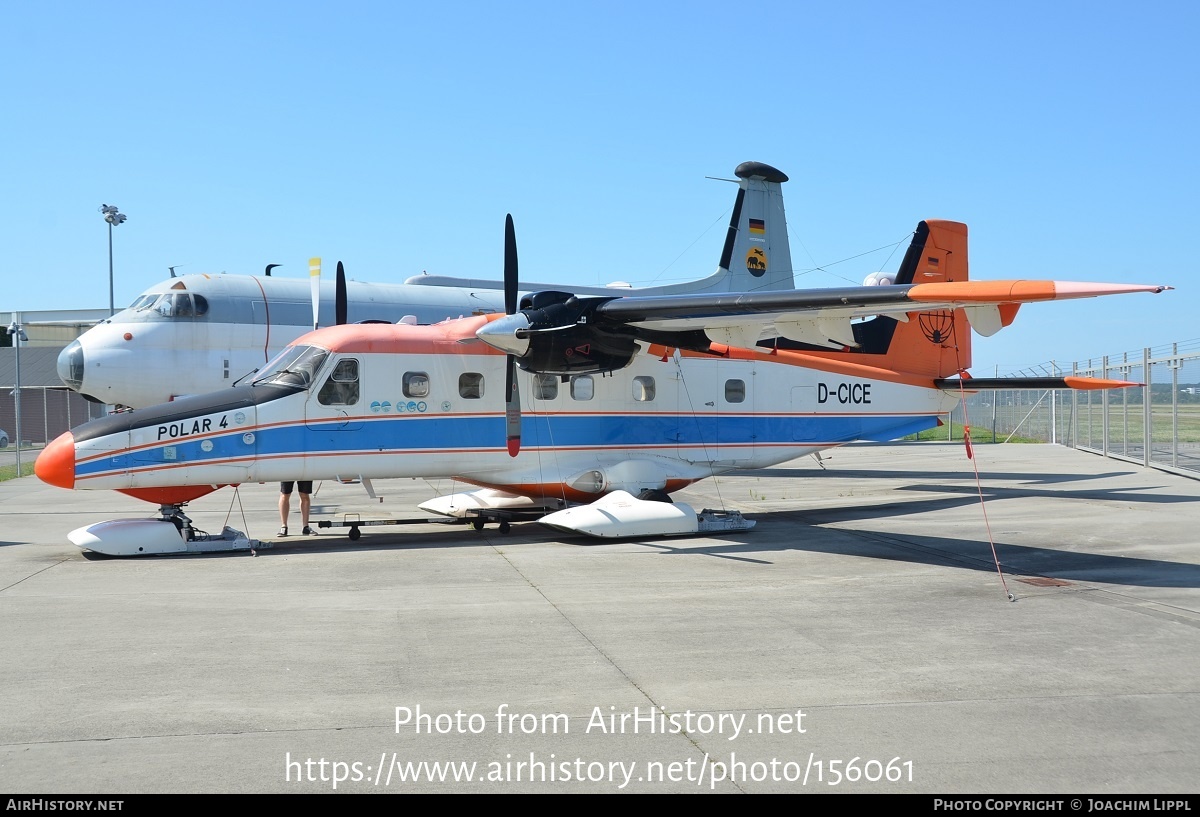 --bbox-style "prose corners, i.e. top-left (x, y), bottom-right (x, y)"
top-left (591, 280), bottom-right (1171, 349)
top-left (476, 215), bottom-right (1171, 376)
